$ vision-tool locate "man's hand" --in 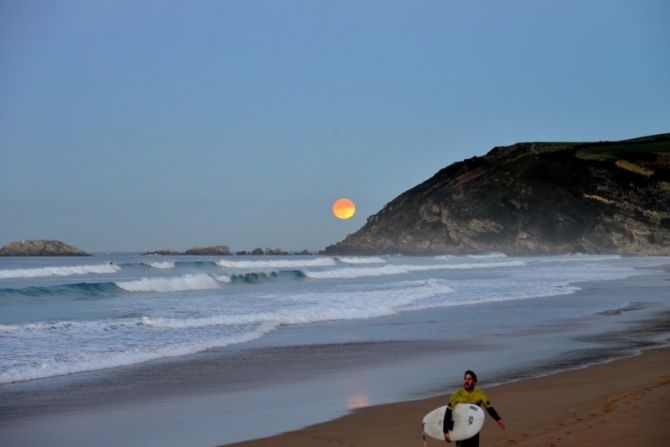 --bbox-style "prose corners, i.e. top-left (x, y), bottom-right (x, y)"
top-left (497, 419), bottom-right (506, 431)
top-left (444, 432), bottom-right (451, 443)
